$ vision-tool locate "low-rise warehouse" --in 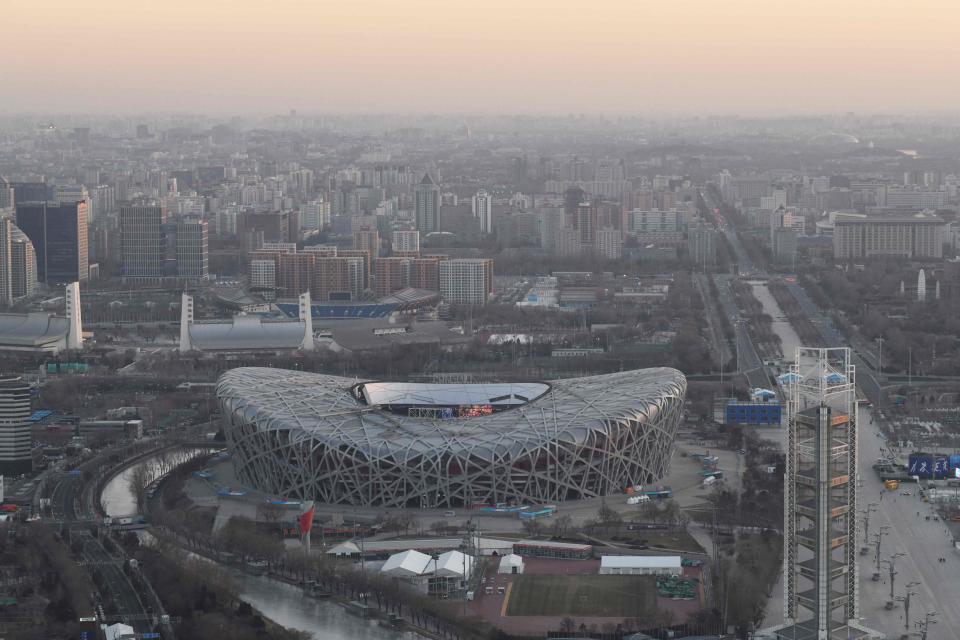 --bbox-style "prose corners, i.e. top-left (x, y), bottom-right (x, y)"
top-left (599, 555), bottom-right (682, 576)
